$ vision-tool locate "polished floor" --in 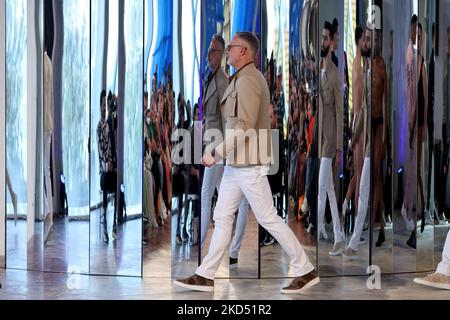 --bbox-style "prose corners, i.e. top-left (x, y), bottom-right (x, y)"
top-left (2, 196), bottom-right (449, 299)
top-left (0, 267), bottom-right (449, 300)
